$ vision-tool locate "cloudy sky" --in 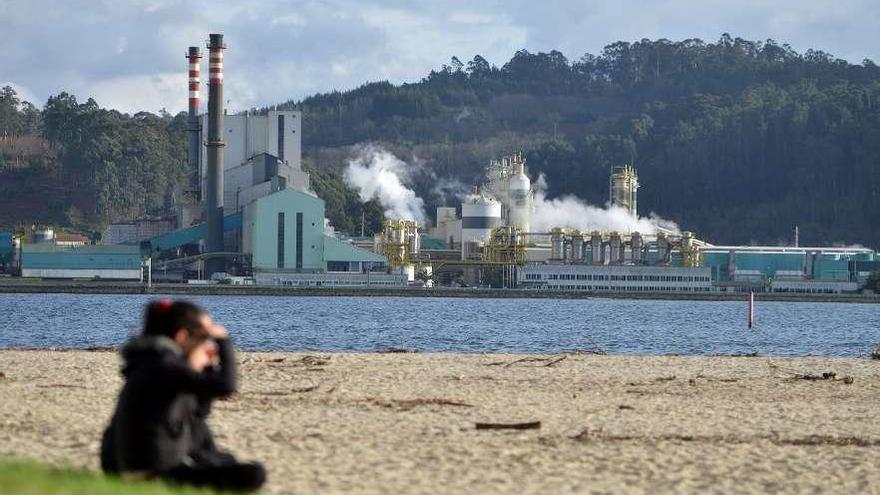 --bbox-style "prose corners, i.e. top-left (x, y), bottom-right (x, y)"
top-left (2, 0), bottom-right (878, 114)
